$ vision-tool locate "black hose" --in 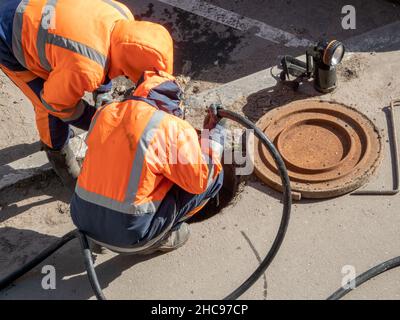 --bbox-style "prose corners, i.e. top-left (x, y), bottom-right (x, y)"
top-left (77, 232), bottom-right (106, 300)
top-left (2, 110), bottom-right (398, 301)
top-left (217, 109), bottom-right (292, 300)
top-left (327, 256), bottom-right (400, 300)
top-left (0, 230), bottom-right (77, 290)
top-left (0, 228), bottom-right (106, 299)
